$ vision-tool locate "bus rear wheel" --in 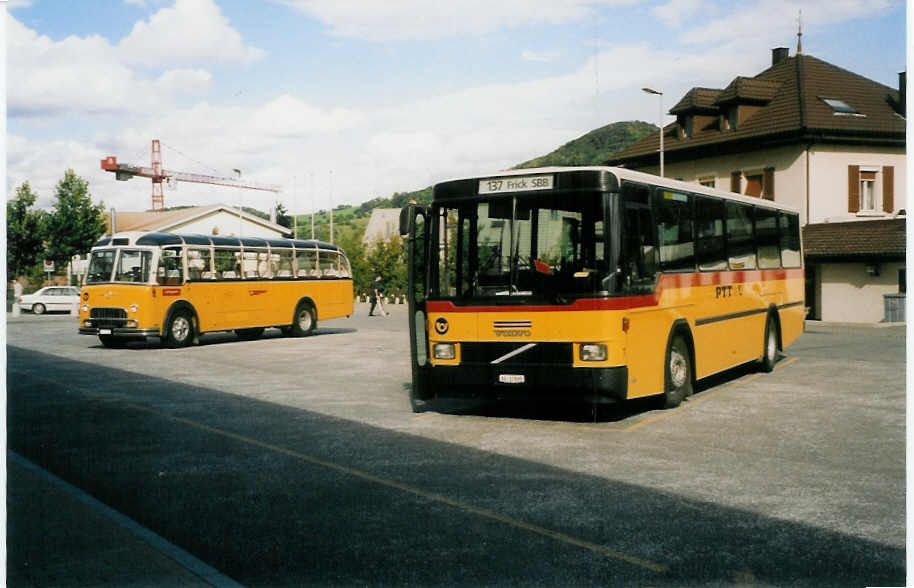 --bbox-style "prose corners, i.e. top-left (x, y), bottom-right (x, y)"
top-left (663, 334), bottom-right (692, 409)
top-left (164, 310), bottom-right (194, 348)
top-left (290, 303), bottom-right (315, 337)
